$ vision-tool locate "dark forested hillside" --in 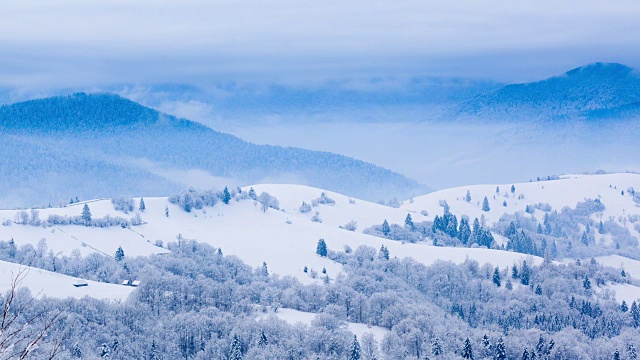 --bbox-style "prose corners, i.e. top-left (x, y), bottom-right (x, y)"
top-left (0, 93), bottom-right (423, 207)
